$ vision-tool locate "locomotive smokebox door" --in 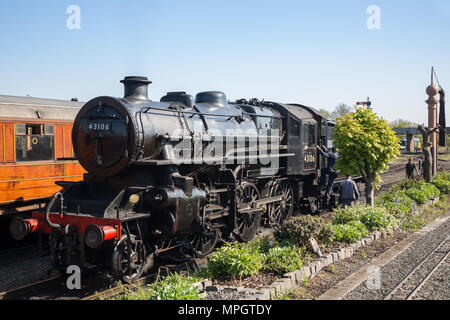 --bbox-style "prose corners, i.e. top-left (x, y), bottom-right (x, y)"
top-left (73, 97), bottom-right (134, 177)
